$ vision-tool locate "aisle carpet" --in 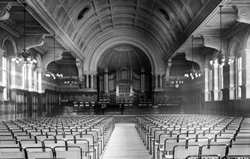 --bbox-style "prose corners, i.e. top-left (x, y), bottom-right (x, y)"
top-left (102, 123), bottom-right (151, 159)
